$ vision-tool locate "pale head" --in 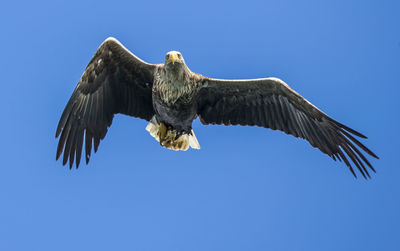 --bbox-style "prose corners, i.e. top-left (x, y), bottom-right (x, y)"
top-left (165, 51), bottom-right (185, 65)
top-left (163, 51), bottom-right (190, 81)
